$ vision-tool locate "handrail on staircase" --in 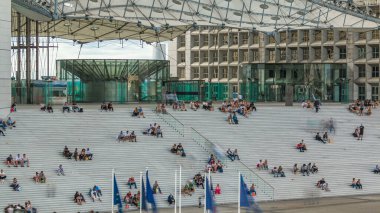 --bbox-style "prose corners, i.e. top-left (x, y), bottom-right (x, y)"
top-left (153, 110), bottom-right (184, 137)
top-left (190, 127), bottom-right (275, 200)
